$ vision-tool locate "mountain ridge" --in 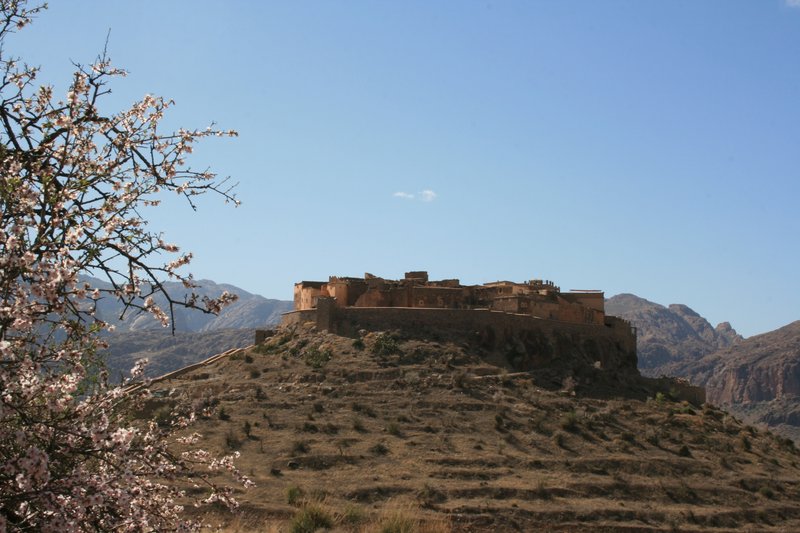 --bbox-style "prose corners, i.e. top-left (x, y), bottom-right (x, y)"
top-left (88, 276), bottom-right (292, 378)
top-left (81, 275), bottom-right (293, 333)
top-left (605, 293), bottom-right (743, 376)
top-left (607, 293), bottom-right (800, 441)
